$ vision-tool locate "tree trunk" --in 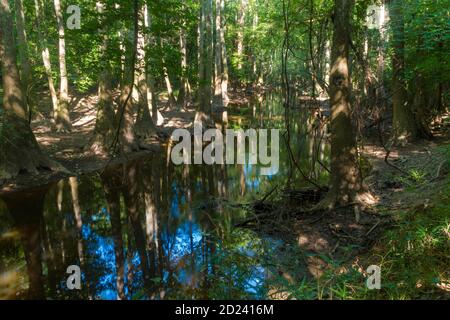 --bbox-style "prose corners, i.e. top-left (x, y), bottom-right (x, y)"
top-left (390, 0), bottom-right (417, 143)
top-left (319, 0), bottom-right (362, 209)
top-left (34, 0), bottom-right (59, 118)
top-left (115, 0), bottom-right (140, 154)
top-left (236, 0), bottom-right (247, 72)
top-left (90, 2), bottom-right (116, 155)
top-left (101, 173), bottom-right (127, 300)
top-left (144, 5), bottom-right (164, 125)
top-left (214, 0), bottom-right (223, 107)
top-left (178, 2), bottom-right (190, 110)
top-left (14, 0), bottom-right (31, 115)
top-left (197, 0), bottom-right (213, 123)
top-left (0, 0), bottom-right (63, 182)
top-left (53, 0), bottom-right (72, 132)
top-left (219, 0), bottom-right (229, 105)
top-left (134, 4), bottom-right (157, 142)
